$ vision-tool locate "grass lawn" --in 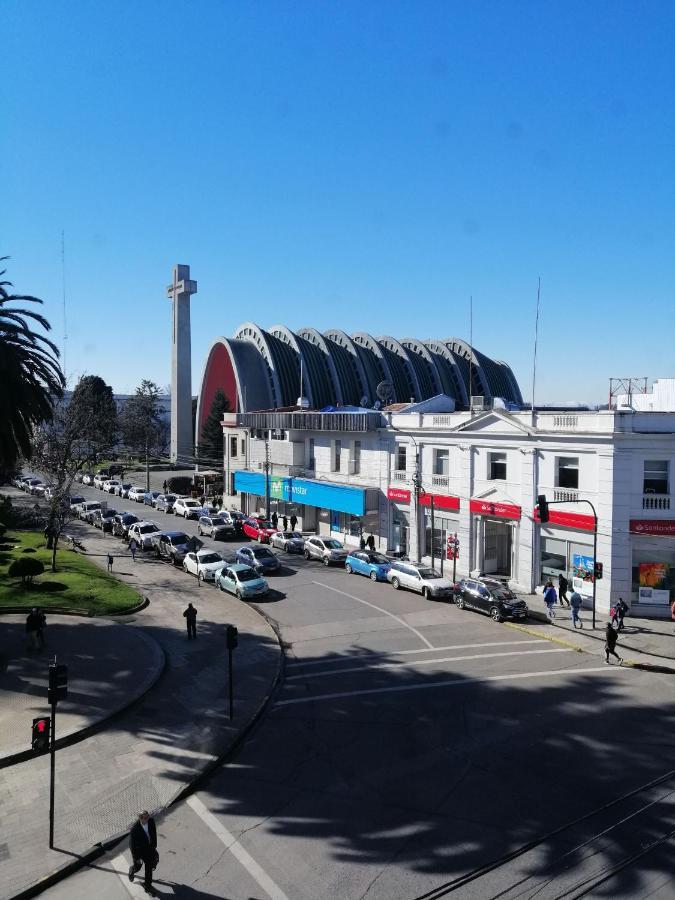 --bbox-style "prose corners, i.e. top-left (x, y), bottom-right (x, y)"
top-left (0, 530), bottom-right (143, 614)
